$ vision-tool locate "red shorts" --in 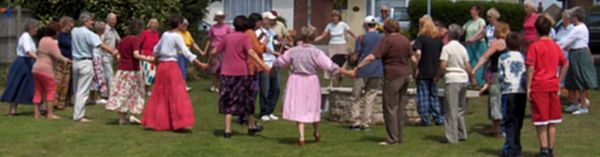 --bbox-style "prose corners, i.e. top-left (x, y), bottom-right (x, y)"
top-left (33, 72), bottom-right (57, 104)
top-left (529, 92), bottom-right (562, 126)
